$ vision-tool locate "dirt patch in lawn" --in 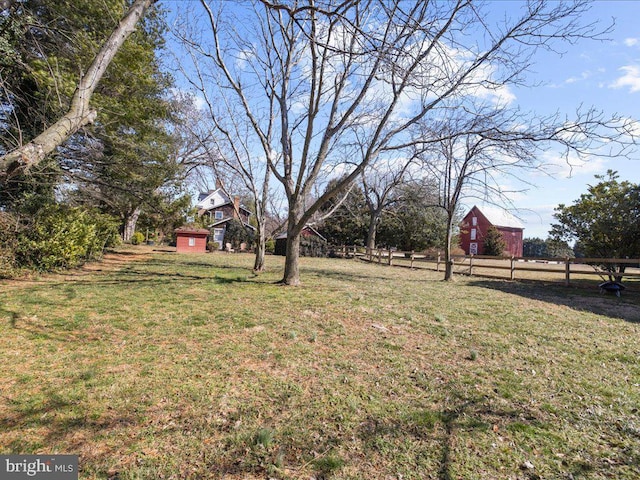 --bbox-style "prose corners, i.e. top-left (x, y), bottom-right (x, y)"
top-left (0, 247), bottom-right (154, 291)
